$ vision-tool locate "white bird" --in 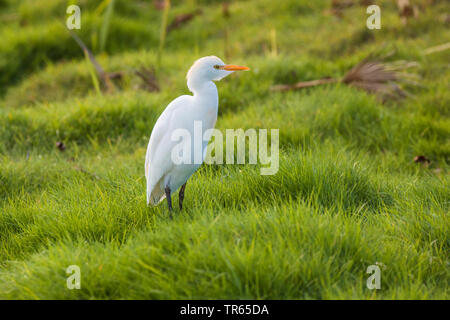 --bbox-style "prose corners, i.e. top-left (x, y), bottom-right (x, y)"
top-left (145, 56), bottom-right (249, 212)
